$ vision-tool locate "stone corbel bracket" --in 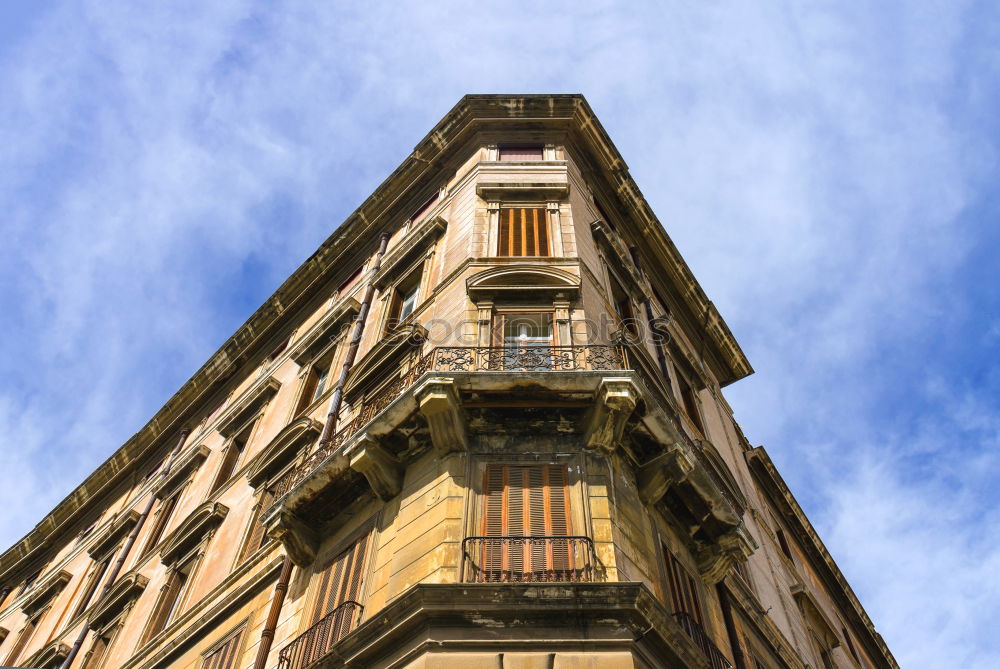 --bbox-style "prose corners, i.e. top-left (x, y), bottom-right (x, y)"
top-left (637, 446), bottom-right (696, 506)
top-left (415, 377), bottom-right (468, 454)
top-left (267, 508), bottom-right (320, 567)
top-left (695, 523), bottom-right (757, 584)
top-left (349, 436), bottom-right (403, 502)
top-left (584, 377), bottom-right (639, 453)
